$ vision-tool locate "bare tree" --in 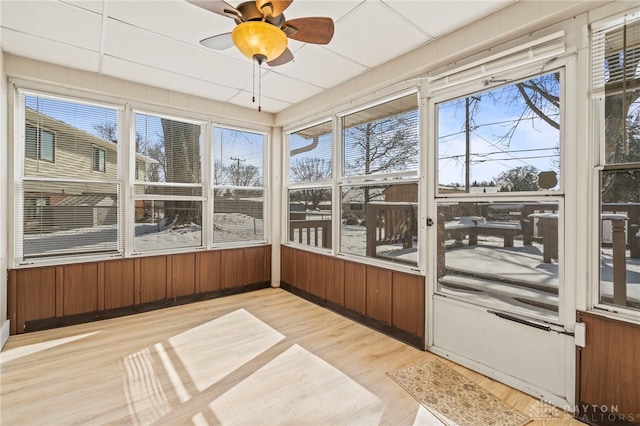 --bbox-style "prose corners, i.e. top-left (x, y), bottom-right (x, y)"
top-left (290, 158), bottom-right (331, 209)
